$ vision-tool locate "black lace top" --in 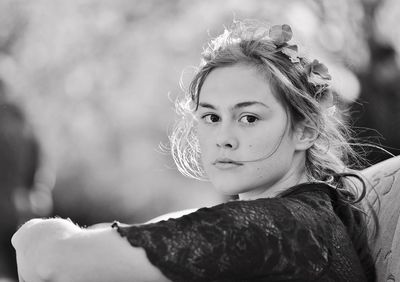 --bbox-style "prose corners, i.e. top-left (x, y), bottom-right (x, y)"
top-left (112, 183), bottom-right (368, 281)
